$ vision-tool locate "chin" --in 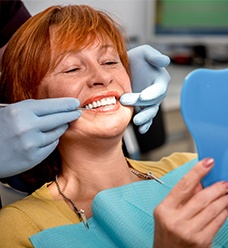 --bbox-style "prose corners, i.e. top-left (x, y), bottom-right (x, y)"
top-left (93, 120), bottom-right (128, 137)
top-left (68, 108), bottom-right (132, 137)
